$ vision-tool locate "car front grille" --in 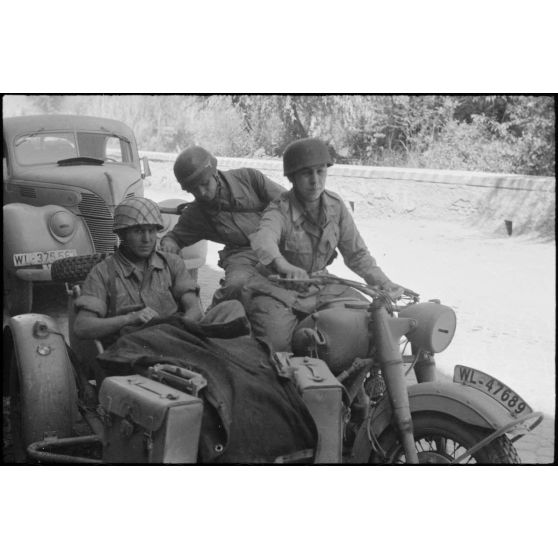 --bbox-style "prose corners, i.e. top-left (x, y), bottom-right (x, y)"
top-left (78, 192), bottom-right (117, 253)
top-left (20, 187), bottom-right (37, 198)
